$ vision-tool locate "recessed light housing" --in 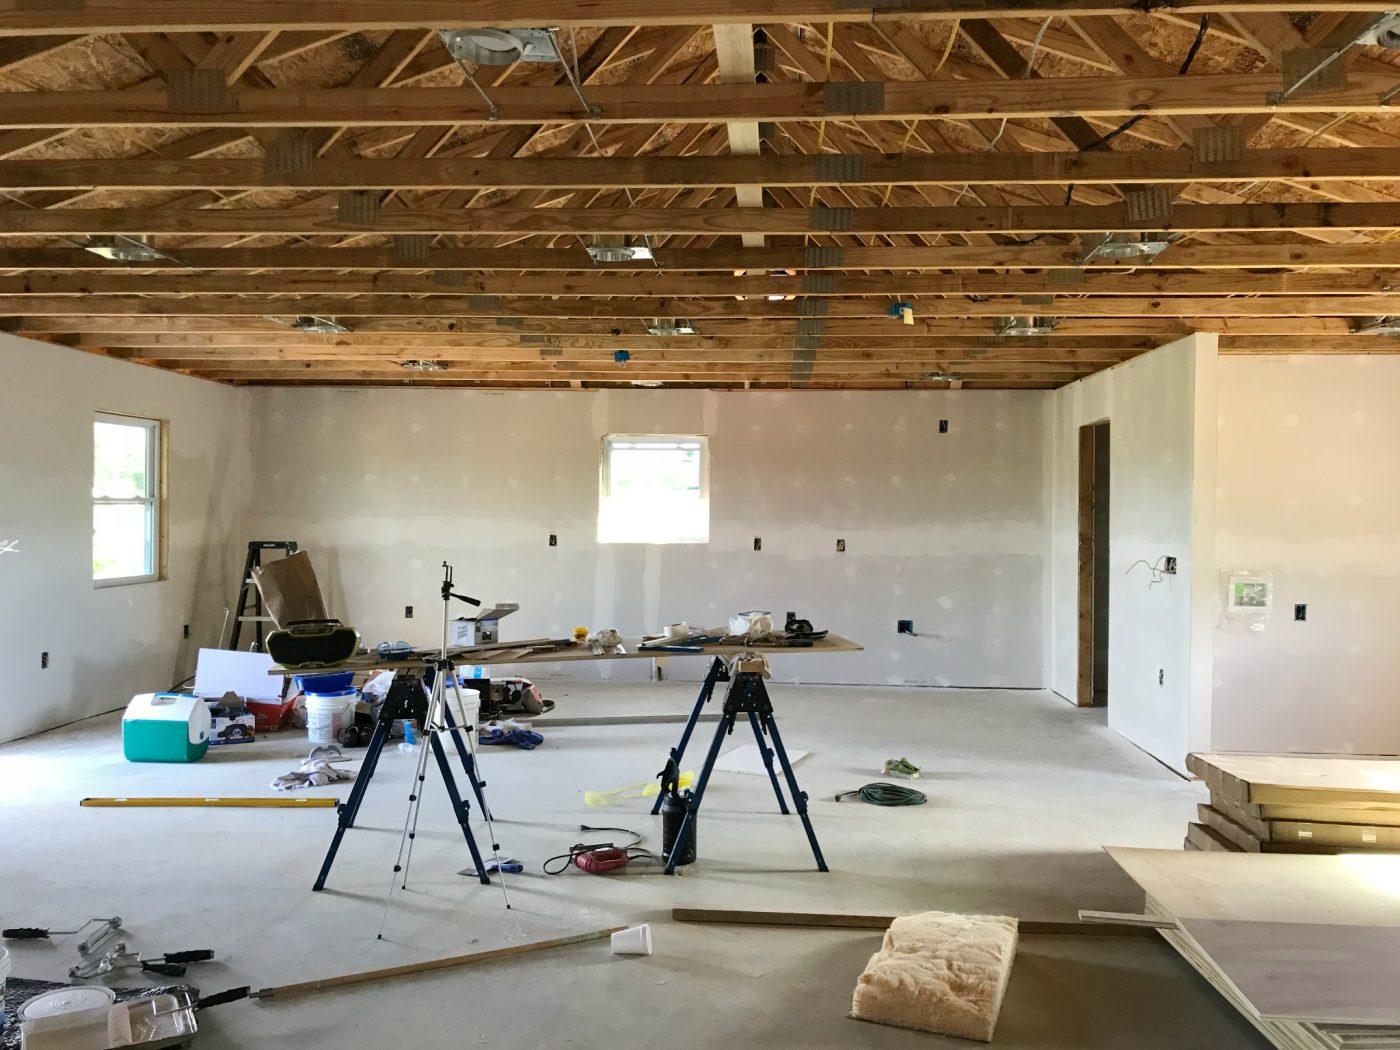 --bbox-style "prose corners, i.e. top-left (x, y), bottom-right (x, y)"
top-left (83, 236), bottom-right (163, 263)
top-left (646, 319), bottom-right (698, 337)
top-left (437, 28), bottom-right (560, 65)
top-left (1079, 232), bottom-right (1176, 263)
top-left (994, 316), bottom-right (1057, 337)
top-left (586, 243), bottom-right (654, 264)
top-left (1351, 315), bottom-right (1400, 337)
